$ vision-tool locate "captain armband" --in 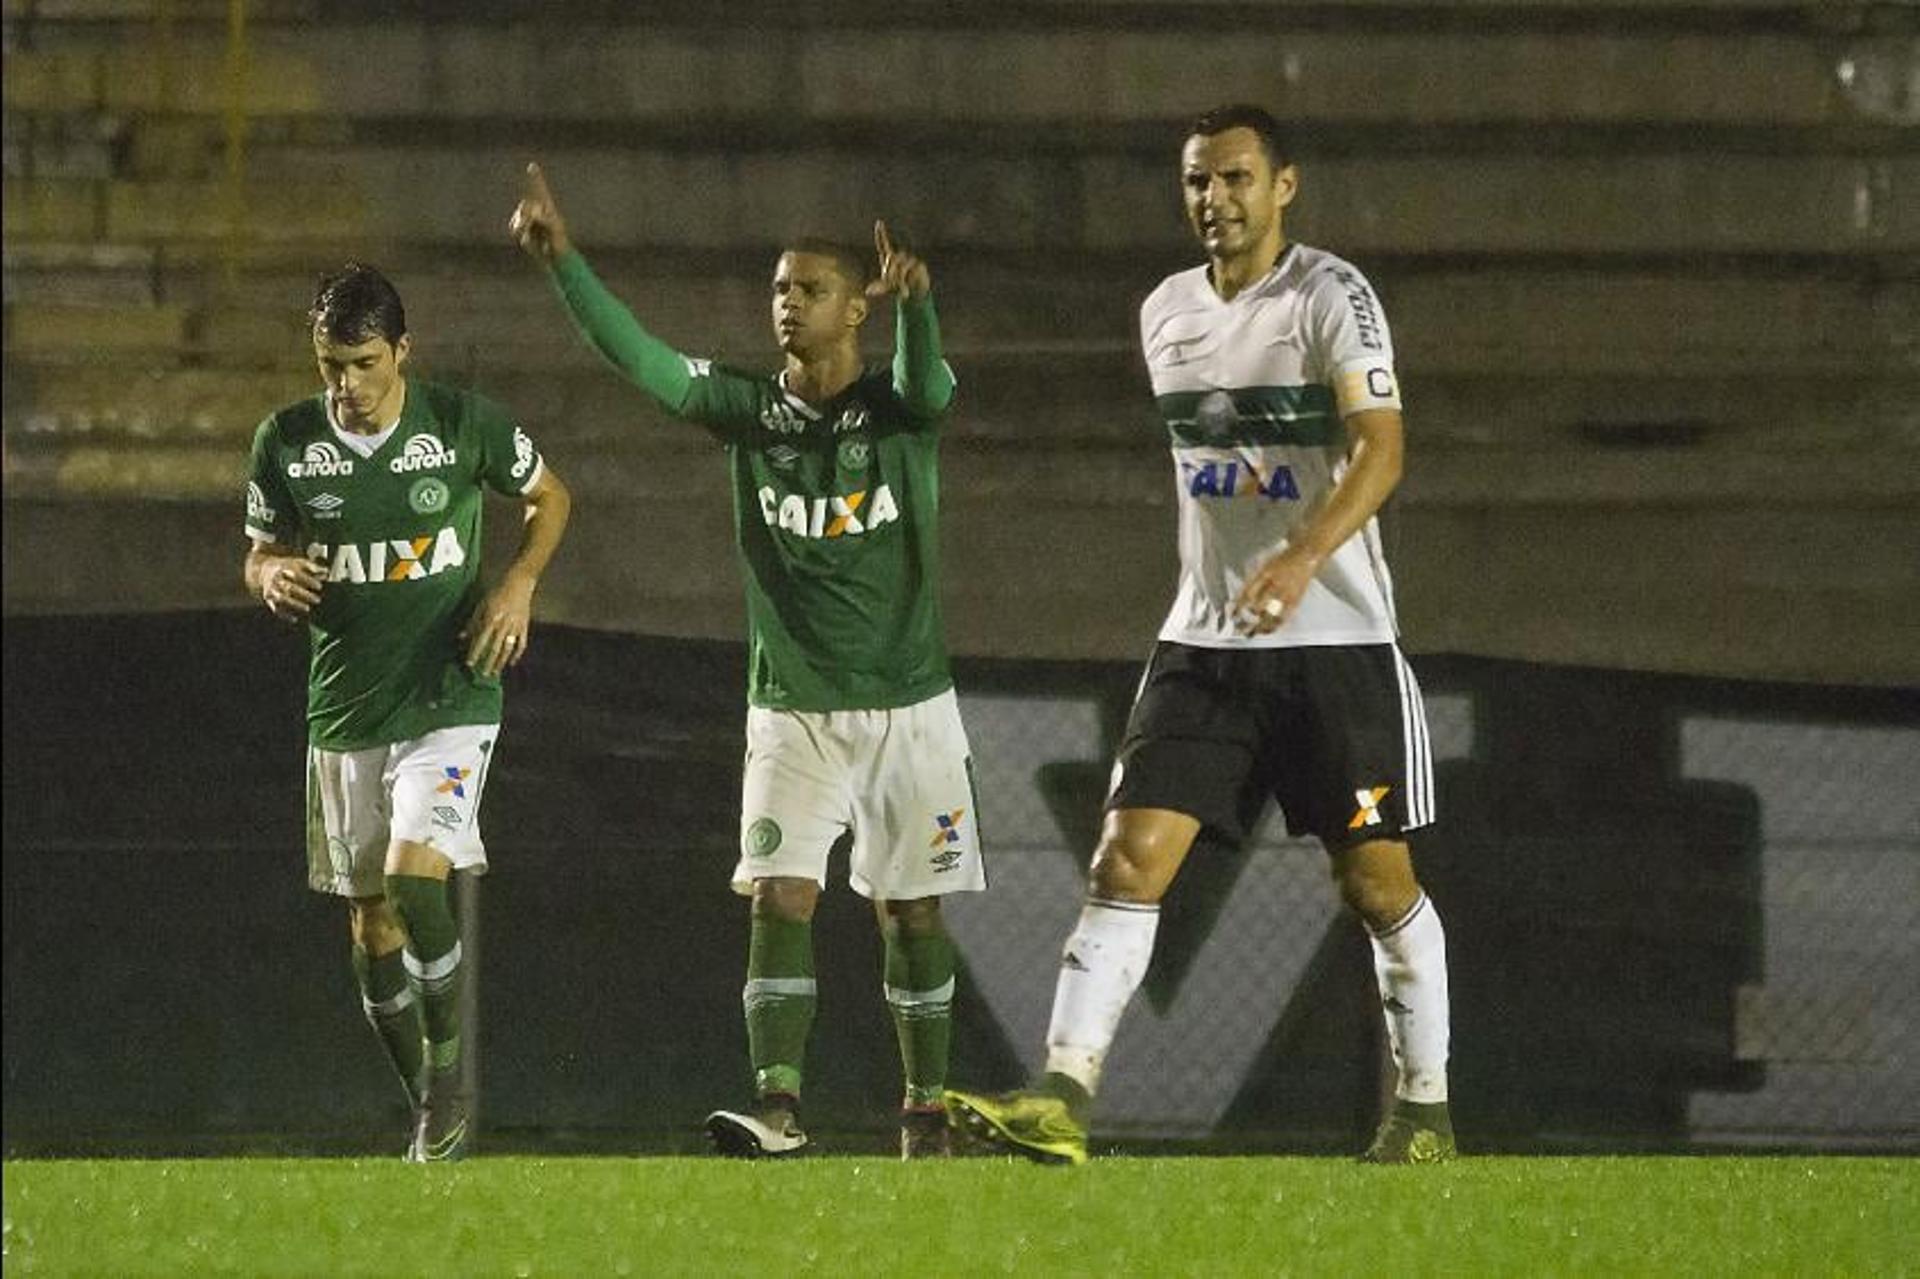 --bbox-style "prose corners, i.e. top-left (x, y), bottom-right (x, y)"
top-left (1334, 363), bottom-right (1403, 416)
